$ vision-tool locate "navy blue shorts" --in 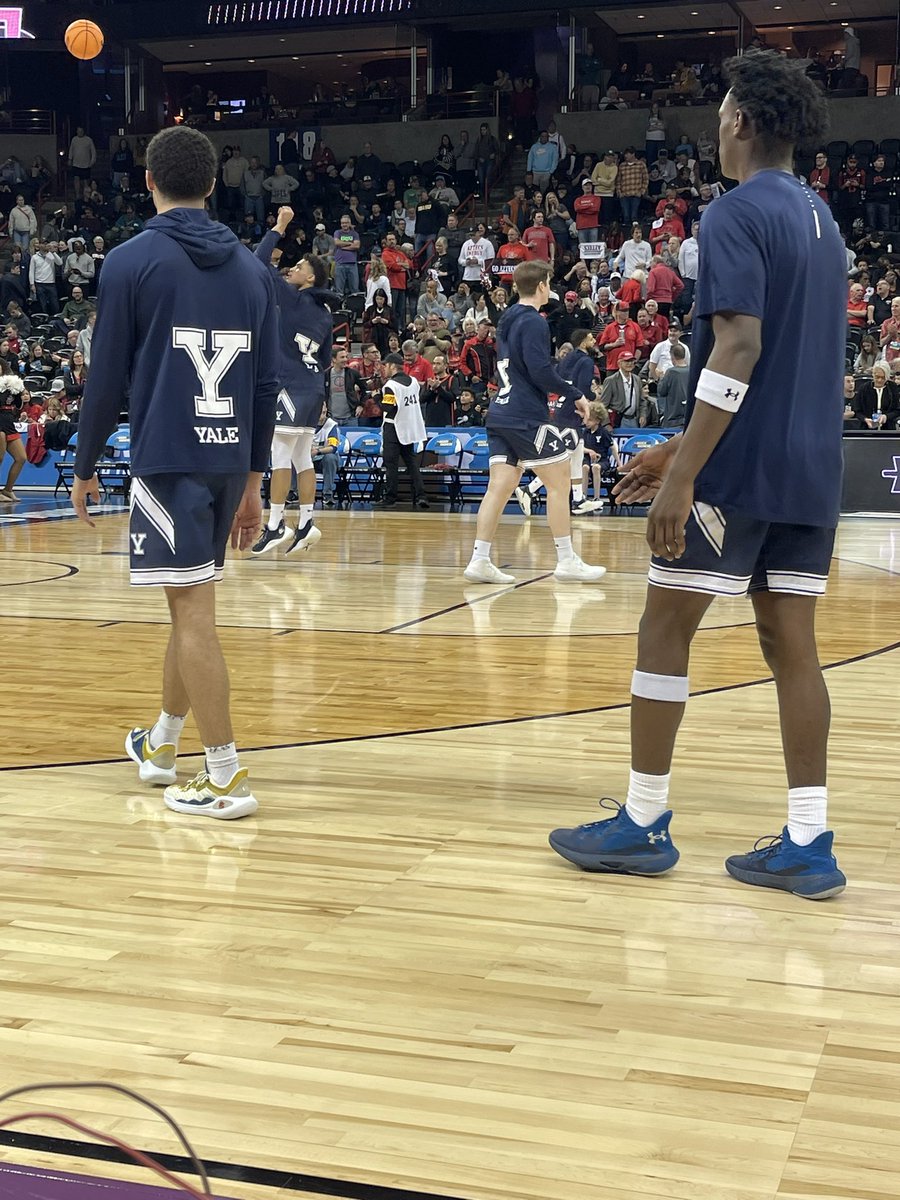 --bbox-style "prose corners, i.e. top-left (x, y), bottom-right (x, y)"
top-left (129, 473), bottom-right (246, 588)
top-left (488, 422), bottom-right (572, 470)
top-left (275, 387), bottom-right (322, 431)
top-left (648, 502), bottom-right (835, 597)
